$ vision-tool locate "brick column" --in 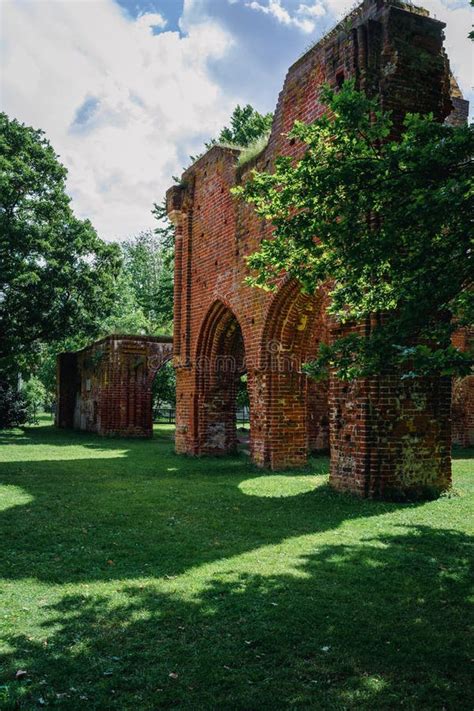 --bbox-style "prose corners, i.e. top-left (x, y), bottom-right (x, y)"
top-left (329, 373), bottom-right (452, 499)
top-left (250, 368), bottom-right (310, 470)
